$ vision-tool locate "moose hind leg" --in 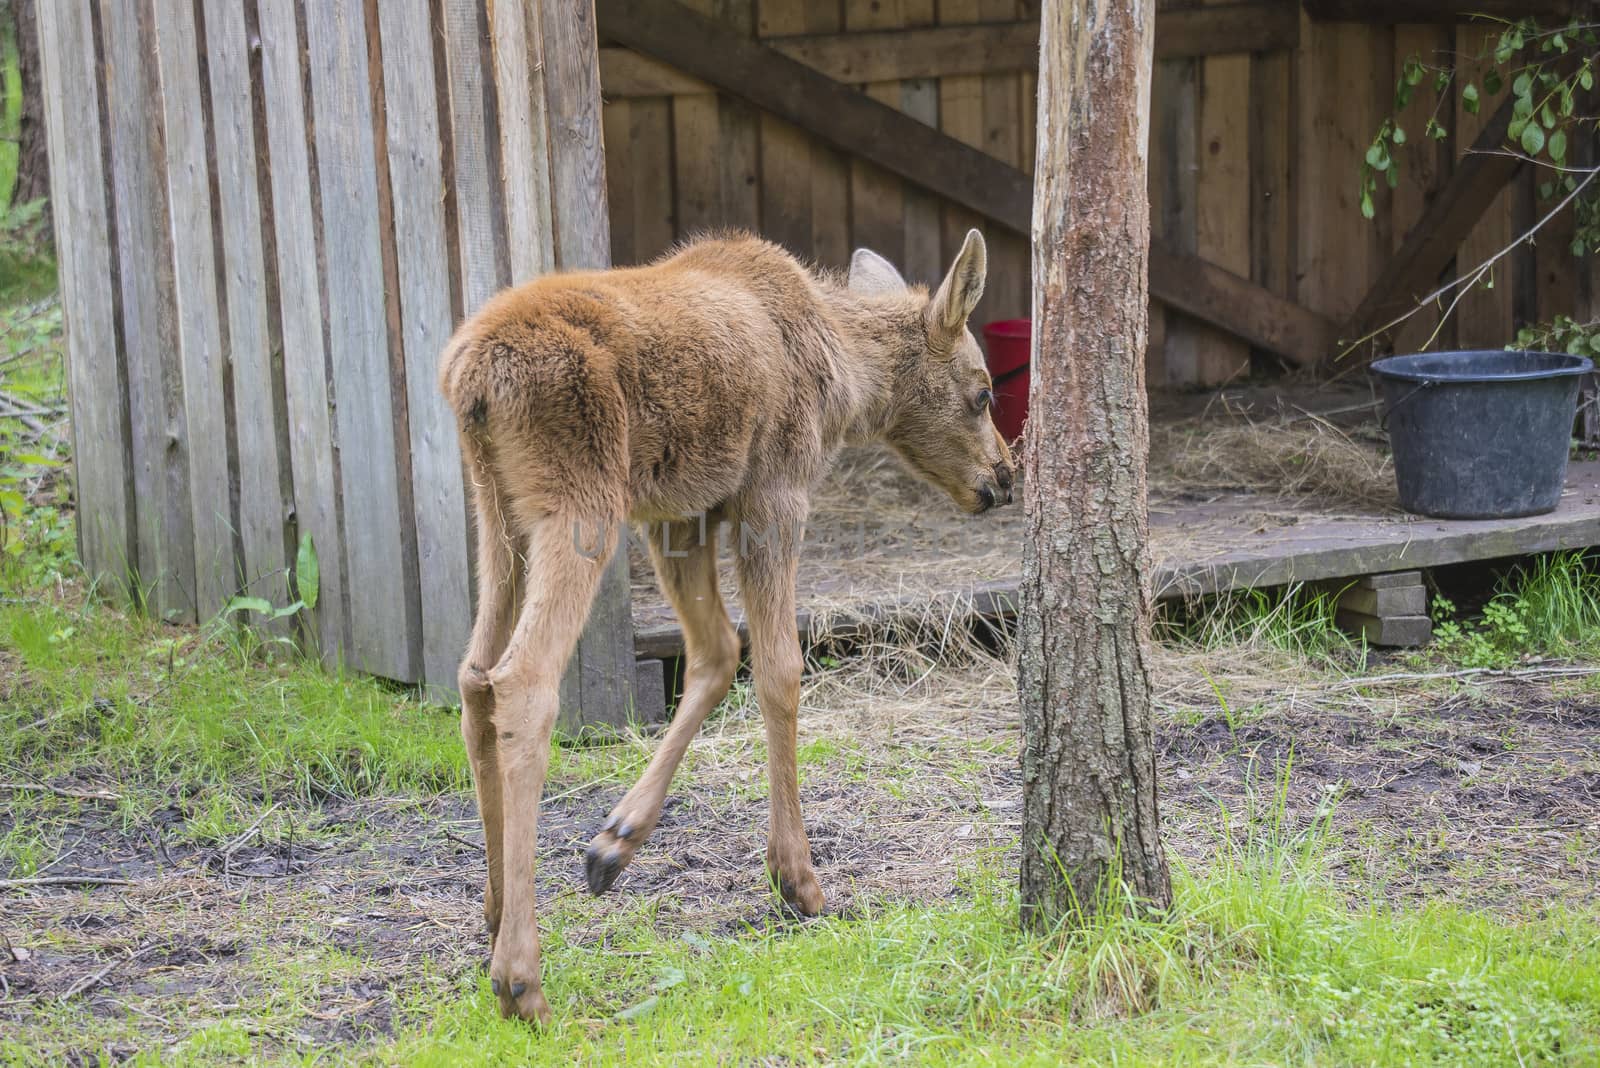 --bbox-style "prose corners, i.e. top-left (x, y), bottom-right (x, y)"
top-left (487, 513), bottom-right (619, 1024)
top-left (587, 519), bottom-right (740, 894)
top-left (457, 441), bottom-right (523, 944)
